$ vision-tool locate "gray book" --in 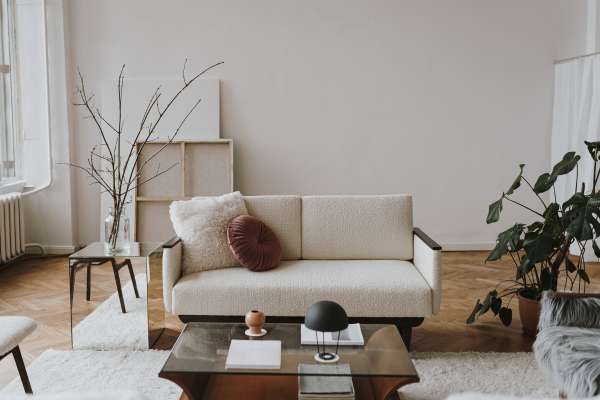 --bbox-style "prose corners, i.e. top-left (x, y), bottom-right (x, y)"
top-left (298, 364), bottom-right (354, 395)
